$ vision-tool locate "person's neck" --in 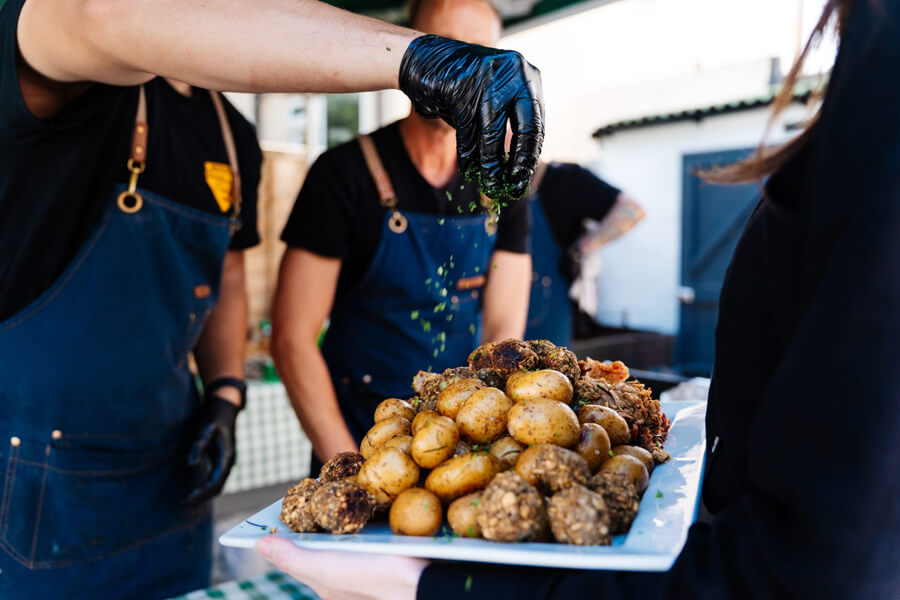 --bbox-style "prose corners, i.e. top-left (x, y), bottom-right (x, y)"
top-left (398, 115), bottom-right (457, 189)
